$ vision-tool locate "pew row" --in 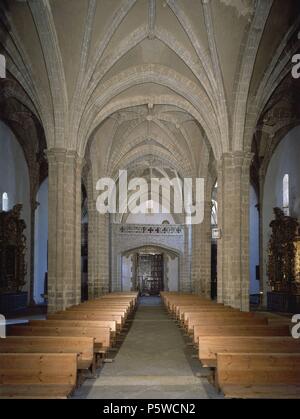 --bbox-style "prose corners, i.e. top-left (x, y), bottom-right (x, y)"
top-left (9, 325), bottom-right (111, 354)
top-left (0, 336), bottom-right (95, 372)
top-left (193, 325), bottom-right (290, 345)
top-left (0, 353), bottom-right (77, 399)
top-left (199, 336), bottom-right (300, 368)
top-left (216, 353), bottom-right (300, 399)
